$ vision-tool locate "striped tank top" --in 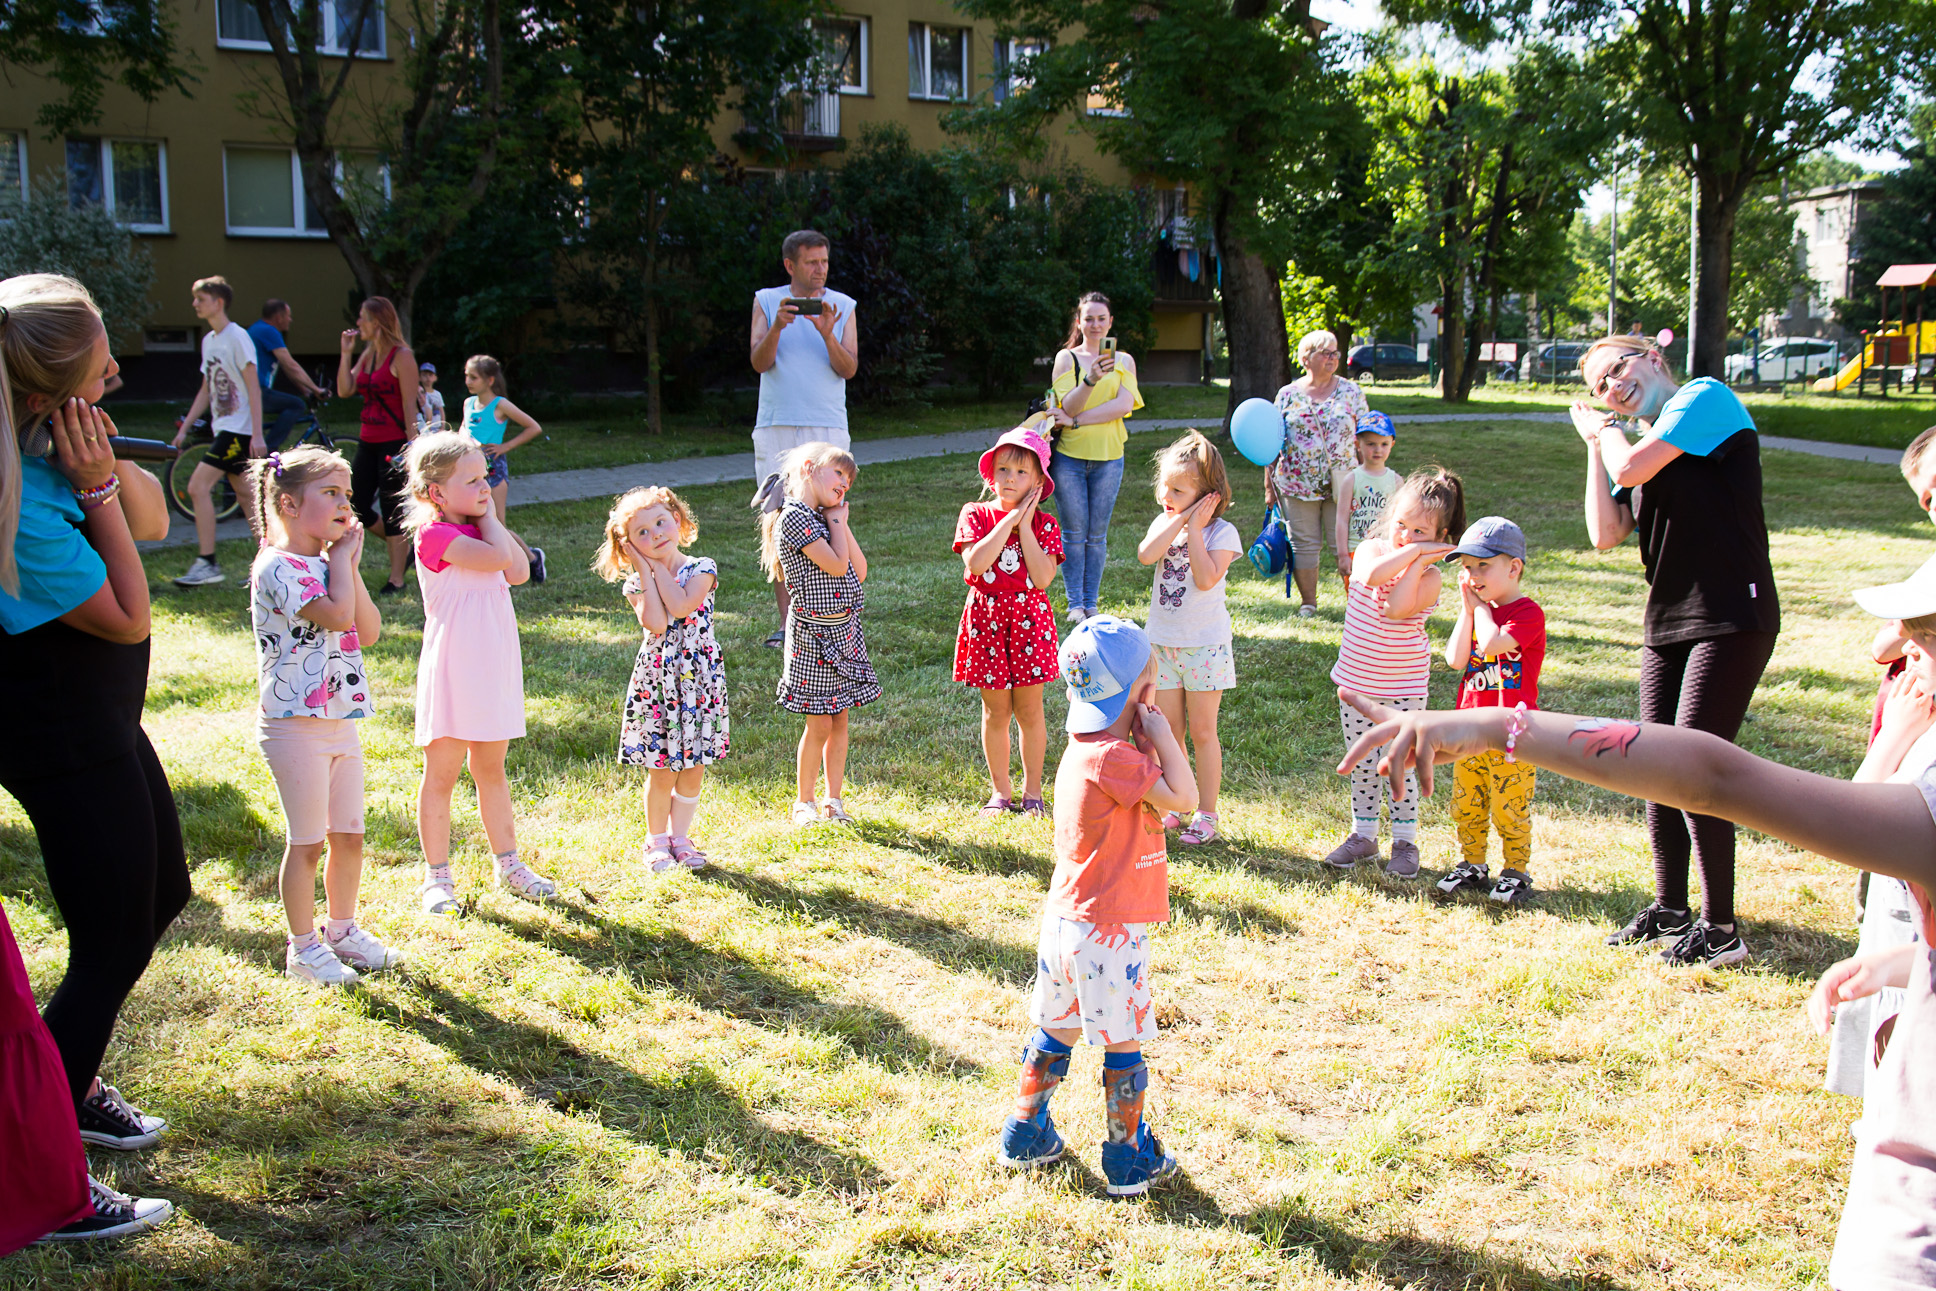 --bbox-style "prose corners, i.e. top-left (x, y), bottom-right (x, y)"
top-left (1330, 549), bottom-right (1436, 698)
